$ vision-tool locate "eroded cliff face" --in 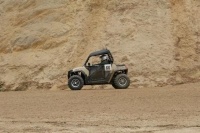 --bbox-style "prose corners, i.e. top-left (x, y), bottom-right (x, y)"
top-left (171, 0), bottom-right (200, 84)
top-left (0, 0), bottom-right (200, 91)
